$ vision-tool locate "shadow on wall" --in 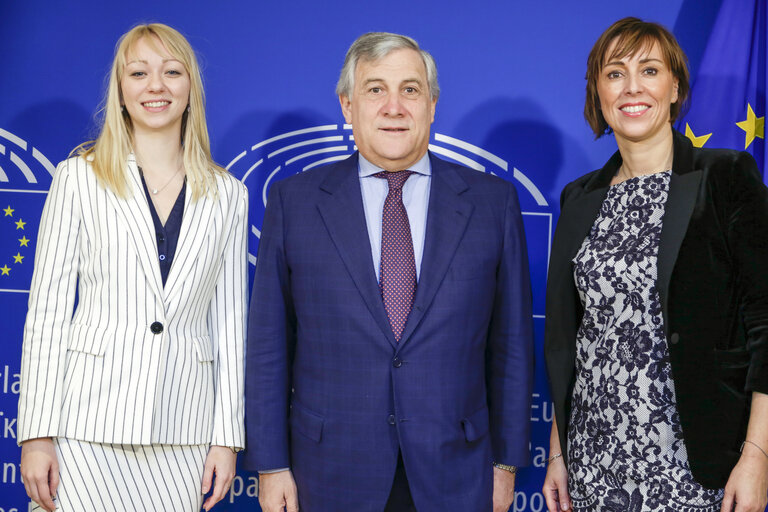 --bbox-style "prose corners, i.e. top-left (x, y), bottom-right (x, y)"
top-left (453, 97), bottom-right (594, 212)
top-left (673, 0), bottom-right (723, 81)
